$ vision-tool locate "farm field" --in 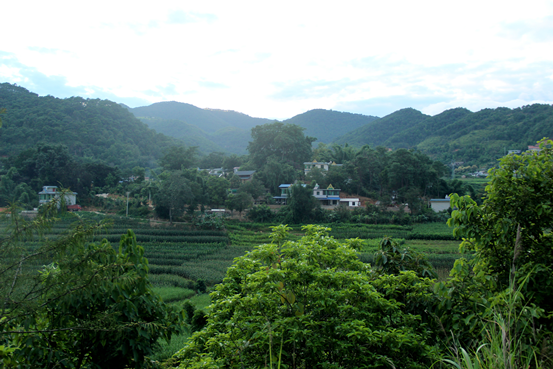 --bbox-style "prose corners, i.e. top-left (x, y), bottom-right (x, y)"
top-left (1, 212), bottom-right (464, 305)
top-left (2, 211), bottom-right (466, 362)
